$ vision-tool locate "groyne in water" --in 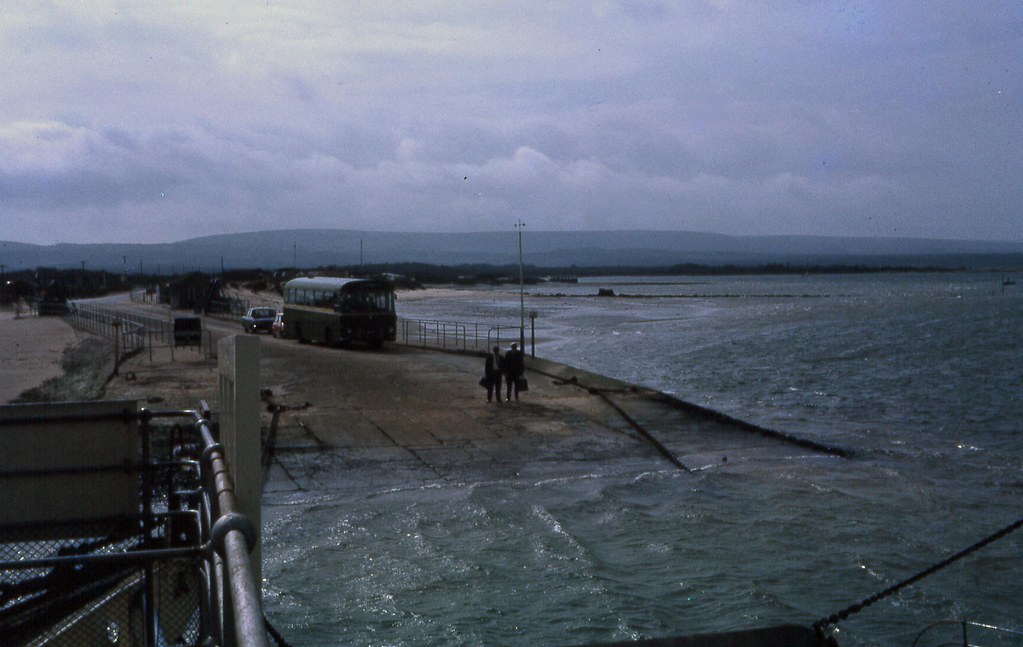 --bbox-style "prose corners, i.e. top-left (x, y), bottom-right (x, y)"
top-left (524, 355), bottom-right (851, 462)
